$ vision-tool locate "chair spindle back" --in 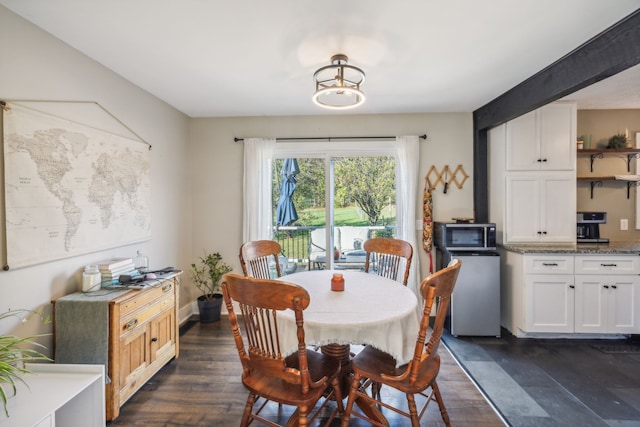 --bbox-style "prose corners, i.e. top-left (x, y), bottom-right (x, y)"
top-left (239, 240), bottom-right (282, 279)
top-left (363, 237), bottom-right (413, 286)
